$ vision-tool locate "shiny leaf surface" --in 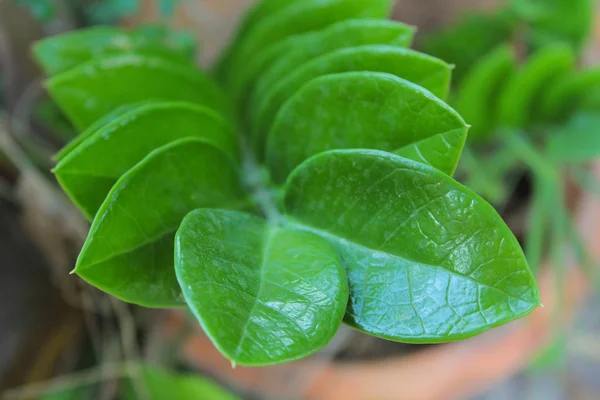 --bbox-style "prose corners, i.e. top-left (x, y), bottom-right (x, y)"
top-left (266, 72), bottom-right (467, 183)
top-left (74, 138), bottom-right (244, 307)
top-left (250, 45), bottom-right (452, 156)
top-left (34, 26), bottom-right (195, 76)
top-left (175, 209), bottom-right (348, 365)
top-left (47, 54), bottom-right (229, 130)
top-left (54, 102), bottom-right (236, 220)
top-left (284, 150), bottom-right (540, 342)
